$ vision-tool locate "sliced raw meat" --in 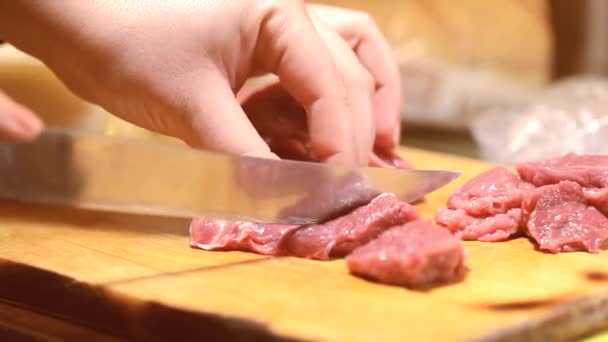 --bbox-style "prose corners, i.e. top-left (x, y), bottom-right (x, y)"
top-left (584, 187), bottom-right (608, 215)
top-left (189, 219), bottom-right (299, 255)
top-left (521, 181), bottom-right (608, 253)
top-left (435, 167), bottom-right (532, 241)
top-left (435, 208), bottom-right (521, 242)
top-left (446, 166), bottom-right (533, 217)
top-left (284, 193), bottom-right (420, 260)
top-left (190, 193), bottom-right (419, 260)
top-left (516, 153), bottom-right (608, 188)
top-left (346, 220), bottom-right (466, 288)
